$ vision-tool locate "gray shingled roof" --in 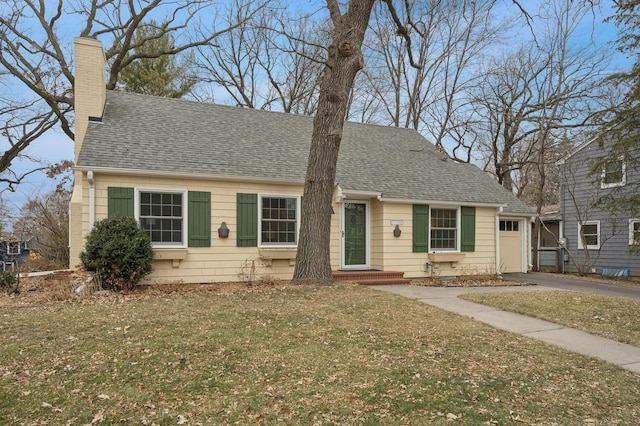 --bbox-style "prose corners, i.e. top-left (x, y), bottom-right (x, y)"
top-left (77, 91), bottom-right (533, 216)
